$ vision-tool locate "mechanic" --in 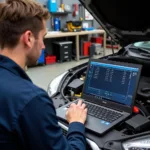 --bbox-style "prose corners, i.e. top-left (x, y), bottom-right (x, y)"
top-left (0, 0), bottom-right (87, 150)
